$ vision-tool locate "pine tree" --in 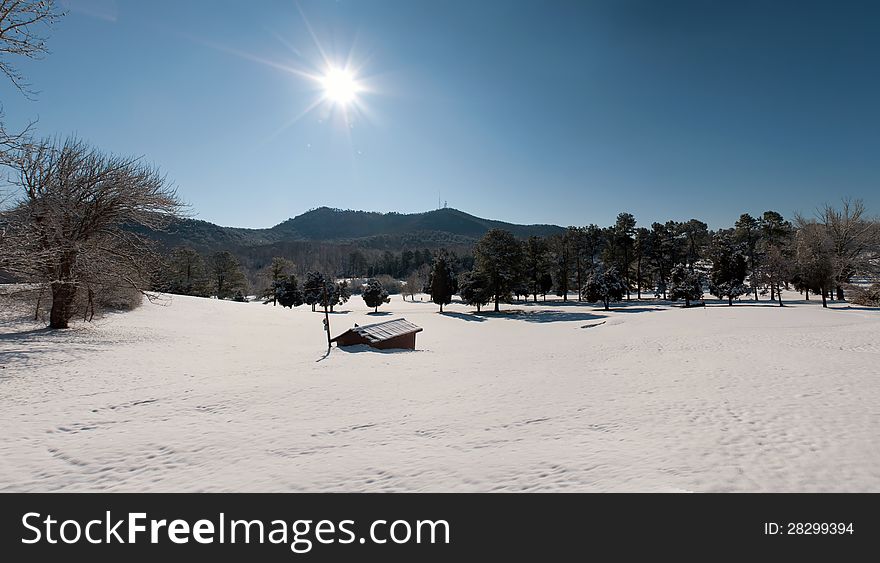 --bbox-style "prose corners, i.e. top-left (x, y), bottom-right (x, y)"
top-left (757, 211), bottom-right (793, 302)
top-left (211, 251), bottom-right (248, 300)
top-left (523, 236), bottom-right (552, 302)
top-left (274, 275), bottom-right (304, 308)
top-left (708, 232), bottom-right (749, 305)
top-left (458, 270), bottom-right (491, 312)
top-left (474, 229), bottom-right (524, 312)
top-left (260, 257), bottom-right (294, 305)
top-left (669, 264), bottom-right (704, 307)
top-left (362, 278), bottom-right (389, 313)
top-left (162, 246), bottom-right (211, 297)
top-left (429, 251), bottom-right (455, 312)
top-left (303, 271), bottom-right (335, 312)
top-left (582, 266), bottom-right (627, 310)
top-left (734, 213), bottom-right (761, 300)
